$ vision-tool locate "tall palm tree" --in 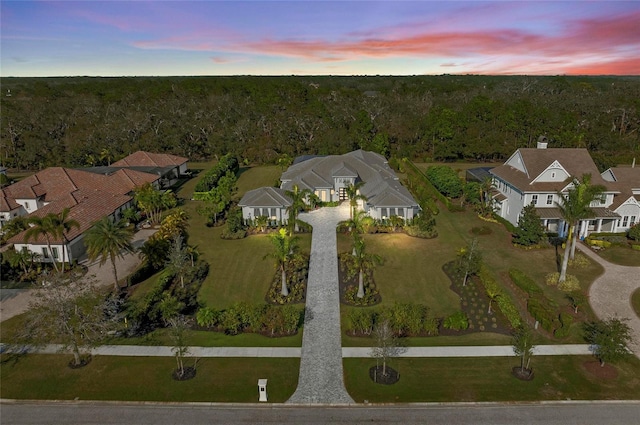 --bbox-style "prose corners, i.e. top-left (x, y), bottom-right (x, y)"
top-left (344, 209), bottom-right (371, 254)
top-left (285, 184), bottom-right (311, 235)
top-left (556, 174), bottom-right (605, 282)
top-left (351, 237), bottom-right (382, 298)
top-left (84, 217), bottom-right (134, 292)
top-left (49, 208), bottom-right (80, 272)
top-left (264, 228), bottom-right (299, 296)
top-left (25, 213), bottom-right (60, 273)
top-left (344, 181), bottom-right (368, 218)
